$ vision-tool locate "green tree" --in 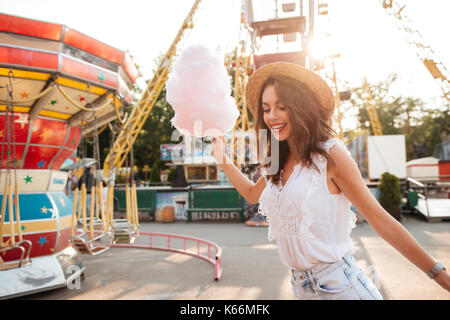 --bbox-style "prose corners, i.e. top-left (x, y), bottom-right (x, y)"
top-left (149, 161), bottom-right (161, 183)
top-left (408, 104), bottom-right (449, 159)
top-left (132, 86), bottom-right (176, 178)
top-left (378, 171), bottom-right (403, 221)
top-left (346, 74), bottom-right (423, 136)
top-left (130, 52), bottom-right (180, 178)
top-left (378, 171), bottom-right (402, 209)
top-left (342, 73), bottom-right (448, 161)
